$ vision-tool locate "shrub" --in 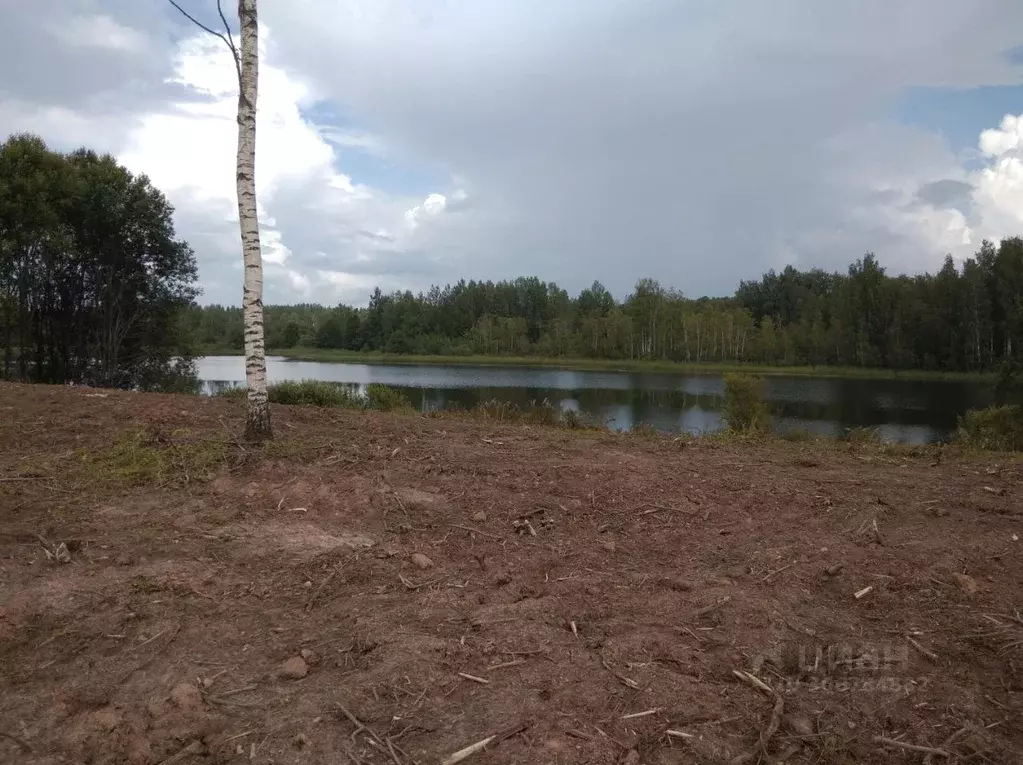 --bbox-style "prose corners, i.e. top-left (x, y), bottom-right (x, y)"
top-left (521, 399), bottom-right (561, 426)
top-left (365, 383), bottom-right (412, 412)
top-left (145, 358), bottom-right (201, 394)
top-left (722, 374), bottom-right (770, 433)
top-left (268, 380), bottom-right (361, 408)
top-left (214, 385), bottom-right (246, 400)
top-left (955, 405), bottom-right (1023, 451)
top-left (563, 409), bottom-right (587, 429)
